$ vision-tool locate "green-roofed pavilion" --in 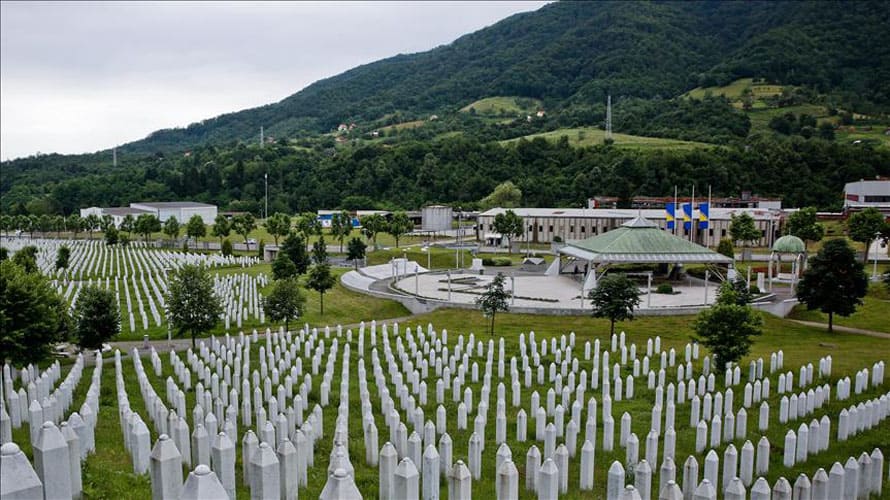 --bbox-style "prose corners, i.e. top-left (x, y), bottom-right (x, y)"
top-left (558, 216), bottom-right (733, 264)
